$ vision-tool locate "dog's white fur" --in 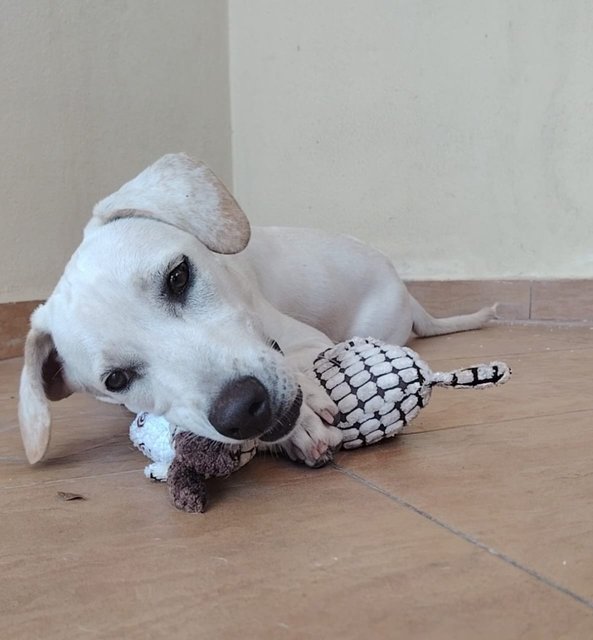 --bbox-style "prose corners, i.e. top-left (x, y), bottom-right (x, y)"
top-left (18, 154), bottom-right (494, 466)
